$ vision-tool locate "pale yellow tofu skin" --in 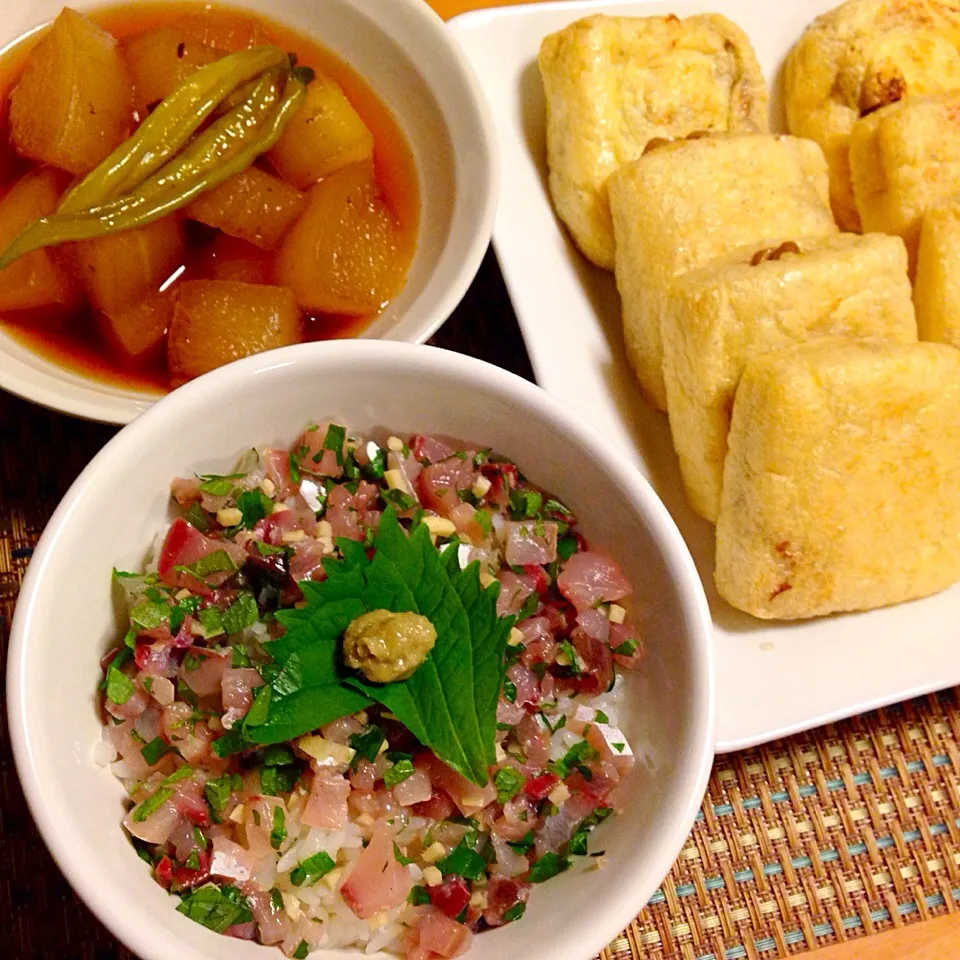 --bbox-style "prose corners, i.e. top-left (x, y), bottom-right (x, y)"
top-left (850, 91), bottom-right (960, 271)
top-left (715, 338), bottom-right (960, 620)
top-left (538, 13), bottom-right (768, 270)
top-left (608, 134), bottom-right (837, 410)
top-left (914, 199), bottom-right (960, 346)
top-left (784, 0), bottom-right (960, 232)
top-left (663, 234), bottom-right (917, 523)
